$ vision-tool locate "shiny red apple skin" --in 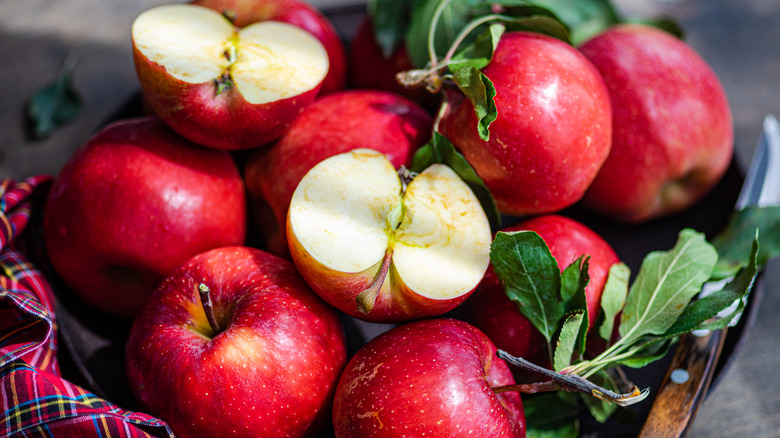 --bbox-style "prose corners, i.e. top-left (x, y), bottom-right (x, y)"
top-left (332, 318), bottom-right (526, 438)
top-left (579, 24), bottom-right (733, 223)
top-left (42, 116), bottom-right (246, 318)
top-left (126, 246), bottom-right (347, 438)
top-left (462, 215), bottom-right (620, 369)
top-left (244, 89), bottom-right (432, 255)
top-left (191, 0), bottom-right (347, 95)
top-left (349, 17), bottom-right (439, 109)
top-left (439, 31), bottom-right (612, 216)
top-left (134, 44), bottom-right (323, 150)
